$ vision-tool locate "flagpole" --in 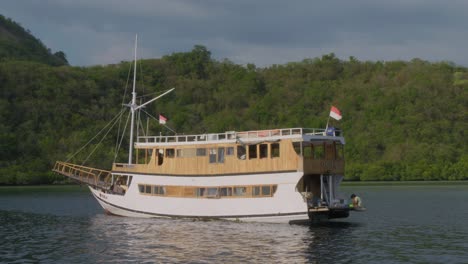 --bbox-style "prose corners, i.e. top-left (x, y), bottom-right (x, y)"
top-left (325, 115), bottom-right (331, 134)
